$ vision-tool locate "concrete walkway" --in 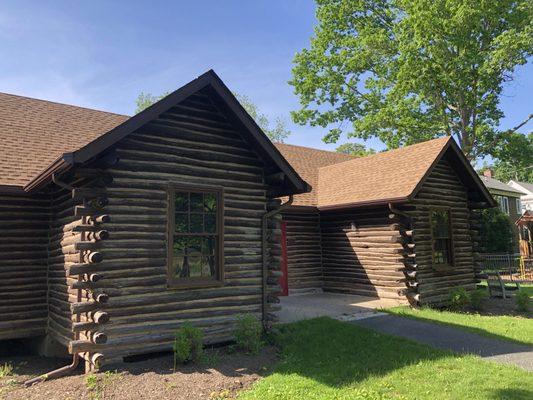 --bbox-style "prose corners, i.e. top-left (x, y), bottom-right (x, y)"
top-left (352, 314), bottom-right (533, 372)
top-left (277, 292), bottom-right (404, 323)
